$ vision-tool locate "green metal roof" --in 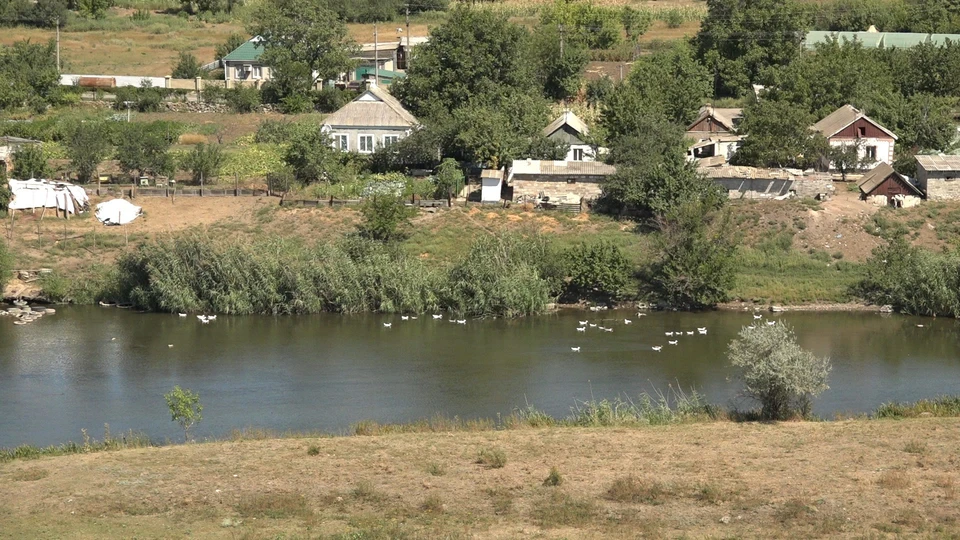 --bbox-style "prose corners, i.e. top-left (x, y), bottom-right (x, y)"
top-left (223, 39), bottom-right (263, 62)
top-left (883, 32), bottom-right (929, 48)
top-left (805, 30), bottom-right (960, 50)
top-left (354, 66), bottom-right (406, 80)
